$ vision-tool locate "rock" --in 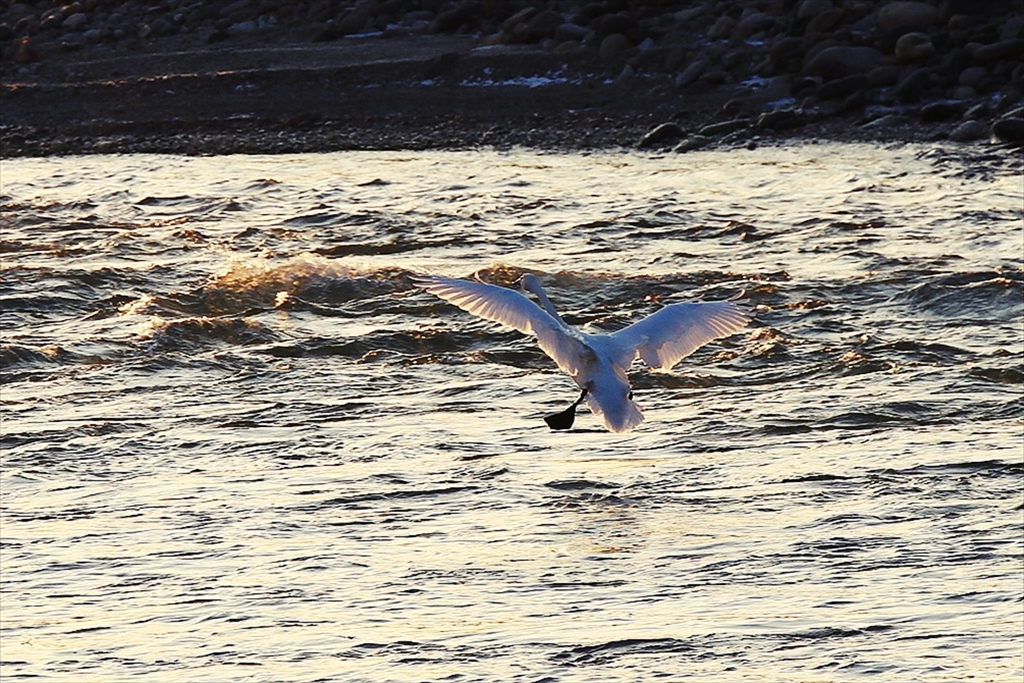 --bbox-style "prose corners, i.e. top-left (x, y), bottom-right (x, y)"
top-left (555, 23), bottom-right (588, 43)
top-left (878, 2), bottom-right (939, 33)
top-left (805, 46), bottom-right (883, 80)
top-left (895, 32), bottom-right (934, 63)
top-left (735, 11), bottom-right (774, 39)
top-left (62, 12), bottom-right (88, 31)
top-left (797, 0), bottom-right (834, 21)
top-left (221, 0), bottom-right (252, 17)
top-left (958, 66), bottom-right (988, 88)
top-left (614, 63), bottom-right (634, 83)
top-left (893, 66), bottom-right (934, 101)
top-left (337, 5), bottom-right (375, 35)
top-left (949, 119), bottom-right (988, 141)
top-left (597, 13), bottom-right (638, 40)
top-left (673, 135), bottom-right (713, 152)
top-left (600, 33), bottom-right (631, 63)
top-left (675, 59), bottom-right (707, 87)
top-left (805, 8), bottom-right (842, 35)
top-left (14, 37), bottom-right (38, 64)
top-left (771, 37), bottom-right (804, 69)
top-left (862, 114), bottom-right (902, 129)
top-left (707, 15), bottom-right (734, 41)
top-left (919, 101), bottom-right (961, 121)
top-left (431, 1), bottom-right (477, 34)
top-left (756, 109), bottom-right (809, 130)
top-left (973, 39), bottom-right (1024, 64)
top-left (1000, 16), bottom-right (1024, 41)
top-left (867, 64), bottom-right (902, 87)
top-left (963, 102), bottom-right (990, 120)
top-left (524, 11), bottom-right (565, 42)
top-left (700, 69), bottom-right (731, 86)
top-left (638, 122), bottom-right (685, 148)
top-left (952, 85), bottom-right (976, 99)
top-left (818, 73), bottom-right (867, 100)
top-left (502, 7), bottom-right (535, 33)
top-left (698, 118), bottom-right (750, 136)
top-left (992, 117), bottom-right (1024, 143)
